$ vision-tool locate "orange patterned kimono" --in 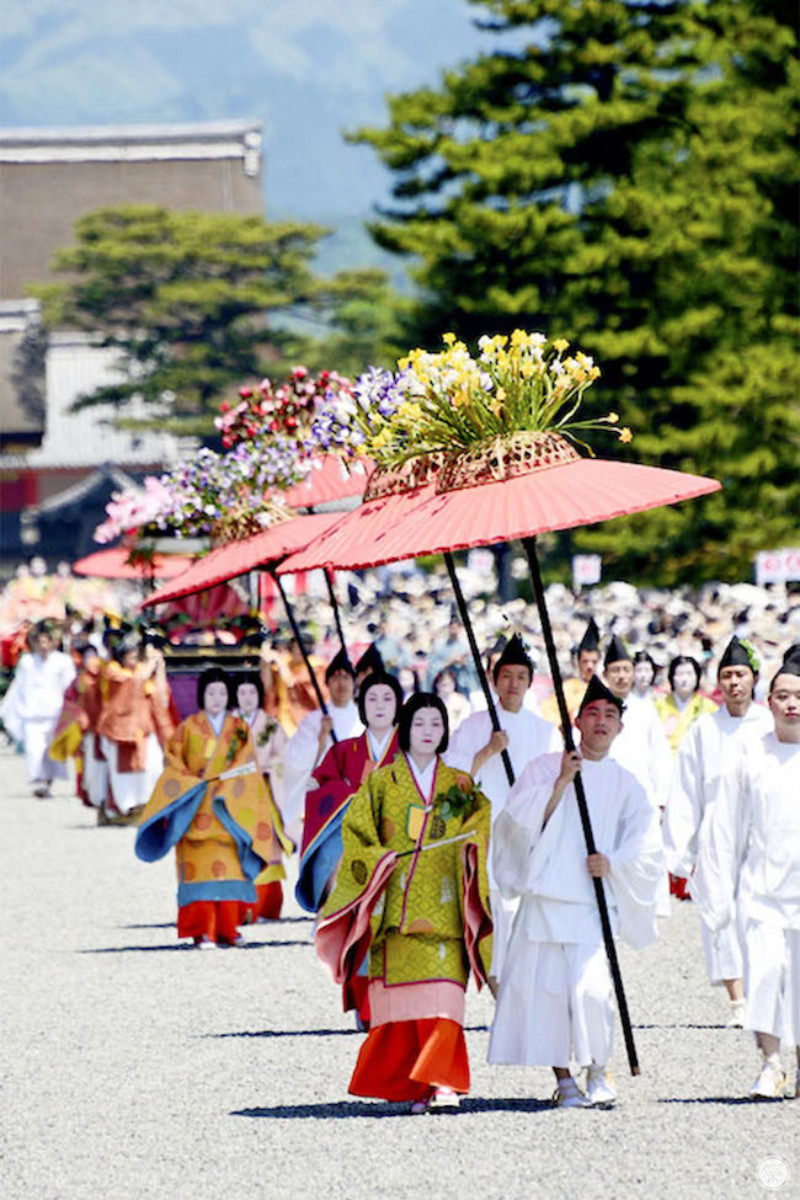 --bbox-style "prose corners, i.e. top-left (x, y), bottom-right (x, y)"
top-left (136, 712), bottom-right (276, 944)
